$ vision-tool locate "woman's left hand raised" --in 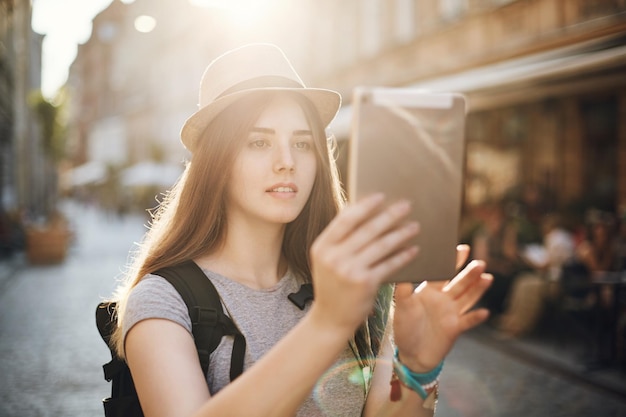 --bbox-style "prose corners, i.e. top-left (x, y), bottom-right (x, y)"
top-left (392, 245), bottom-right (493, 372)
